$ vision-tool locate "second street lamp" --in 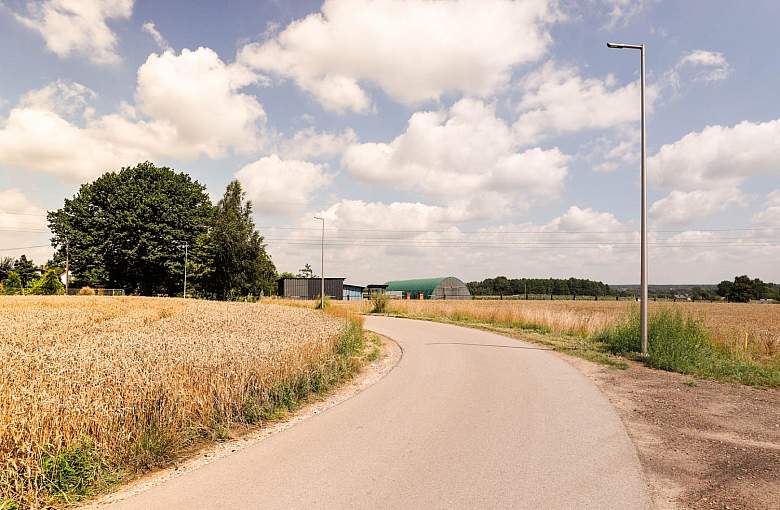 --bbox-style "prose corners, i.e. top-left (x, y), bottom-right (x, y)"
top-left (607, 41), bottom-right (649, 357)
top-left (314, 216), bottom-right (325, 309)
